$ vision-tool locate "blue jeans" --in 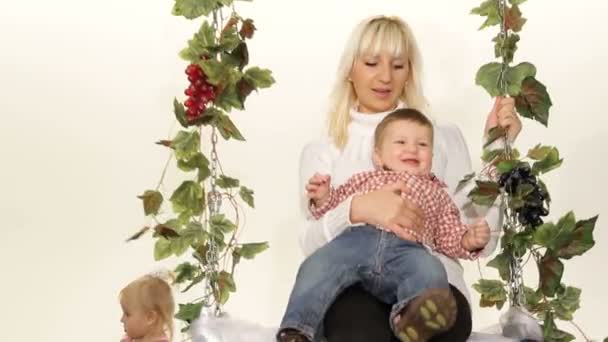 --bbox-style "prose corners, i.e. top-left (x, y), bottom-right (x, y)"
top-left (279, 225), bottom-right (449, 341)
